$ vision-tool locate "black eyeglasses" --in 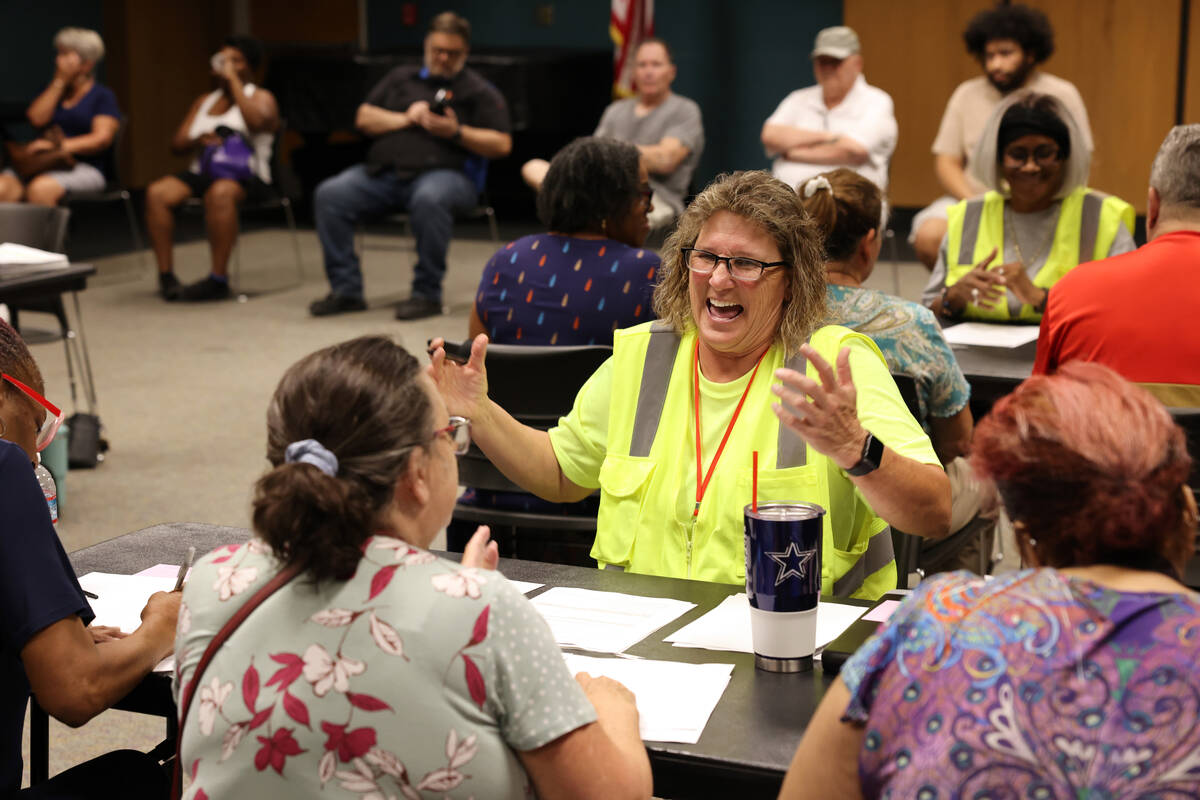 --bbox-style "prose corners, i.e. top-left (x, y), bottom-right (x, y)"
top-left (1003, 144), bottom-right (1061, 167)
top-left (638, 184), bottom-right (653, 206)
top-left (681, 247), bottom-right (788, 283)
